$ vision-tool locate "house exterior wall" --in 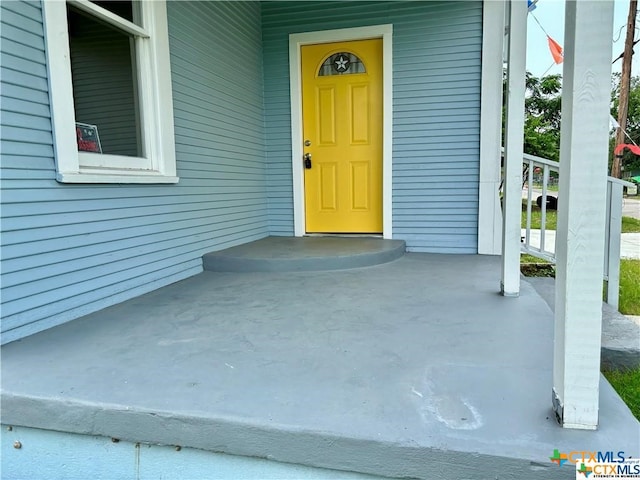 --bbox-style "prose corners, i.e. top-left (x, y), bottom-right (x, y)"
top-left (0, 1), bottom-right (268, 344)
top-left (1, 0), bottom-right (484, 343)
top-left (1, 426), bottom-right (388, 480)
top-left (262, 1), bottom-right (482, 252)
